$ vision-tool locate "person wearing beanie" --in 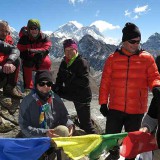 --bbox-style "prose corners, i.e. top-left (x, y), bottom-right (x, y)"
top-left (19, 70), bottom-right (74, 159)
top-left (53, 38), bottom-right (97, 134)
top-left (122, 22), bottom-right (141, 42)
top-left (99, 22), bottom-right (160, 160)
top-left (27, 19), bottom-right (41, 39)
top-left (17, 19), bottom-right (52, 96)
